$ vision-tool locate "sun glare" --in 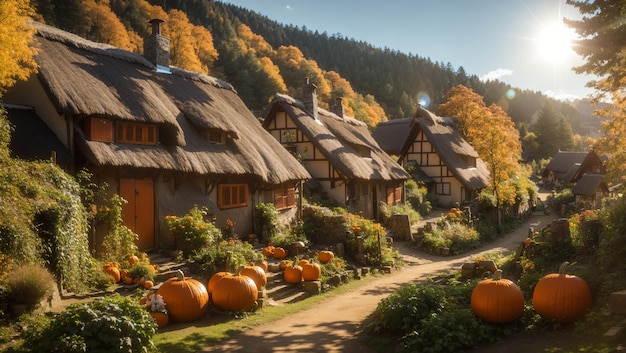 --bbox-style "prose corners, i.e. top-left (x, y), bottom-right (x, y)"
top-left (536, 22), bottom-right (576, 64)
